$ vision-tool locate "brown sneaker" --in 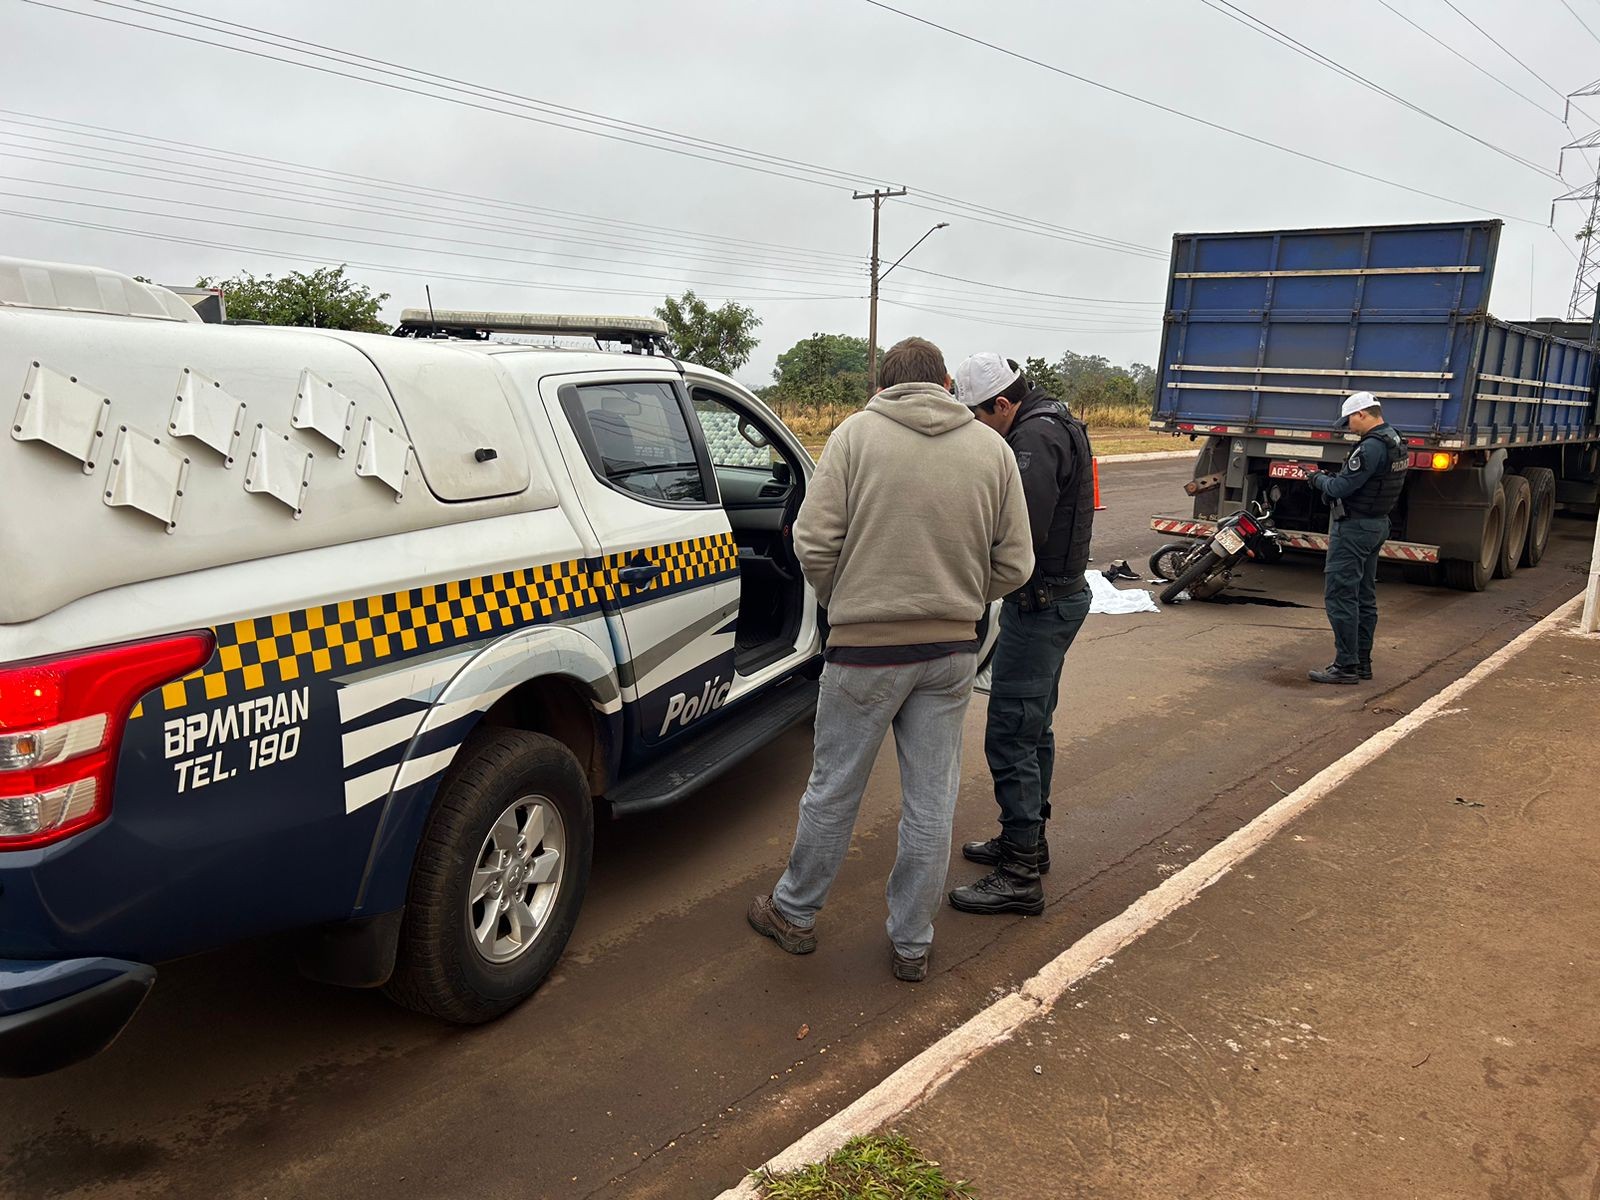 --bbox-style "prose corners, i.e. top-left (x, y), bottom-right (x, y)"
top-left (747, 894), bottom-right (817, 955)
top-left (892, 948), bottom-right (930, 983)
